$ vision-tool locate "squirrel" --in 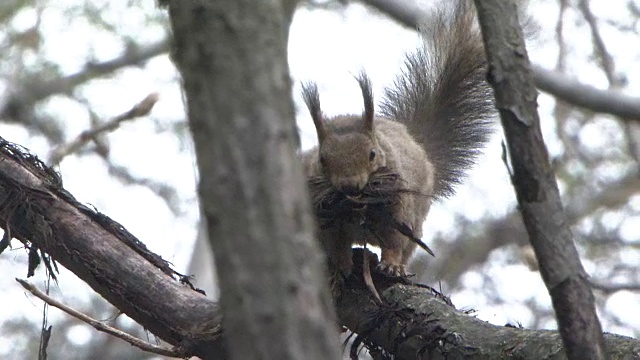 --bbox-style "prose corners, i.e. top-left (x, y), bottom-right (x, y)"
top-left (301, 2), bottom-right (495, 278)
